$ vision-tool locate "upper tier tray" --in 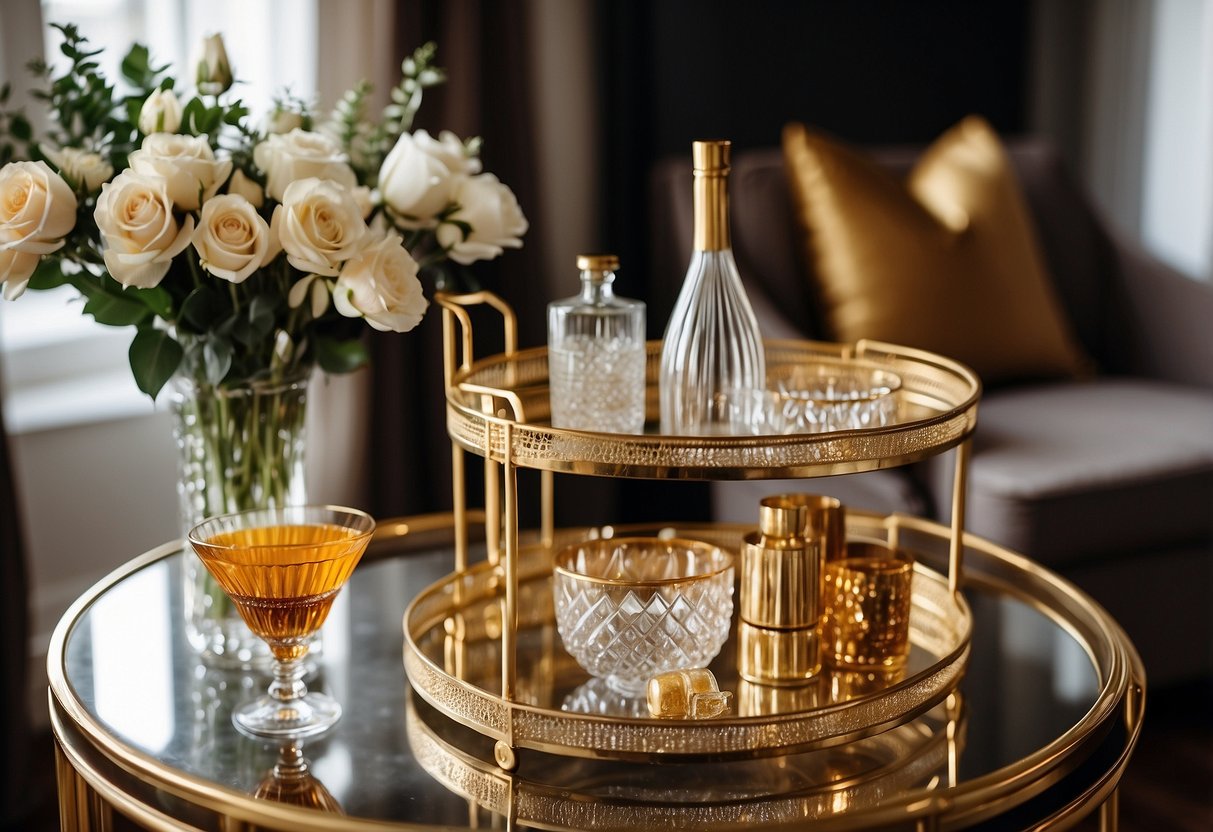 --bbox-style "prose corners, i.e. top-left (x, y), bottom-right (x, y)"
top-left (445, 339), bottom-right (981, 480)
